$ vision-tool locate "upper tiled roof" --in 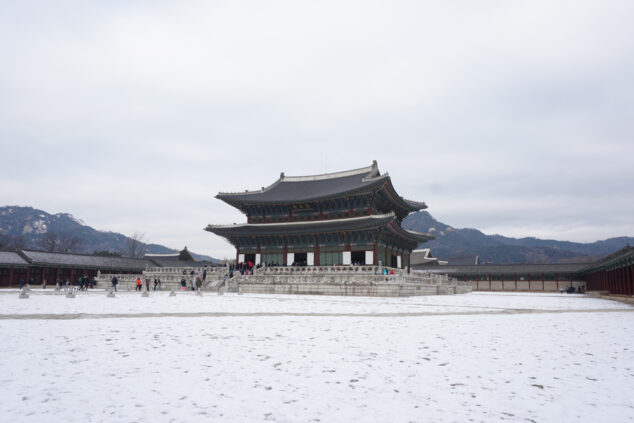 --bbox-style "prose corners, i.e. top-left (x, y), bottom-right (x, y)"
top-left (0, 251), bottom-right (29, 266)
top-left (21, 250), bottom-right (154, 271)
top-left (215, 161), bottom-right (426, 213)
